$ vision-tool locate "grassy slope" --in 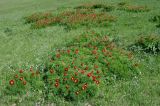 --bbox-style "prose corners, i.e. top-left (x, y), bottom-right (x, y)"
top-left (0, 0), bottom-right (160, 105)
